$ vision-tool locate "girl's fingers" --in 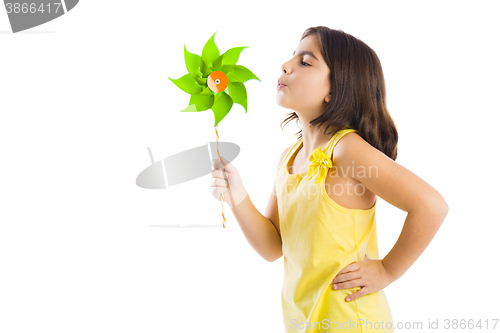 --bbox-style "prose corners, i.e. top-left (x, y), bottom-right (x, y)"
top-left (212, 157), bottom-right (233, 173)
top-left (332, 278), bottom-right (363, 291)
top-left (211, 185), bottom-right (228, 197)
top-left (211, 177), bottom-right (228, 187)
top-left (211, 158), bottom-right (226, 170)
top-left (211, 168), bottom-right (228, 179)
